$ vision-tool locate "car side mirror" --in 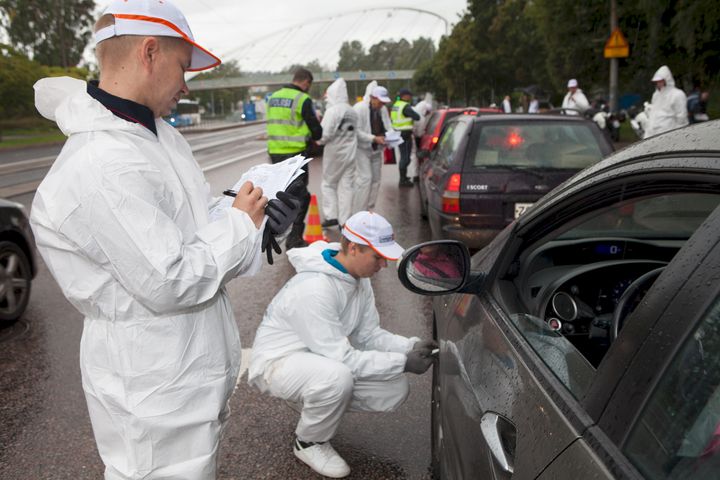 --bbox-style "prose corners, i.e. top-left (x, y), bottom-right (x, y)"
top-left (398, 240), bottom-right (472, 295)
